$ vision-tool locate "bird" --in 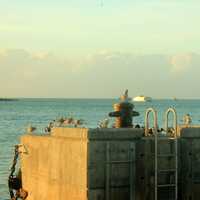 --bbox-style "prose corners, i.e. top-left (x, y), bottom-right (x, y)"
top-left (98, 118), bottom-right (109, 128)
top-left (120, 89), bottom-right (130, 102)
top-left (27, 125), bottom-right (36, 134)
top-left (183, 114), bottom-right (192, 126)
top-left (73, 119), bottom-right (84, 127)
top-left (63, 117), bottom-right (74, 125)
top-left (45, 122), bottom-right (54, 133)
